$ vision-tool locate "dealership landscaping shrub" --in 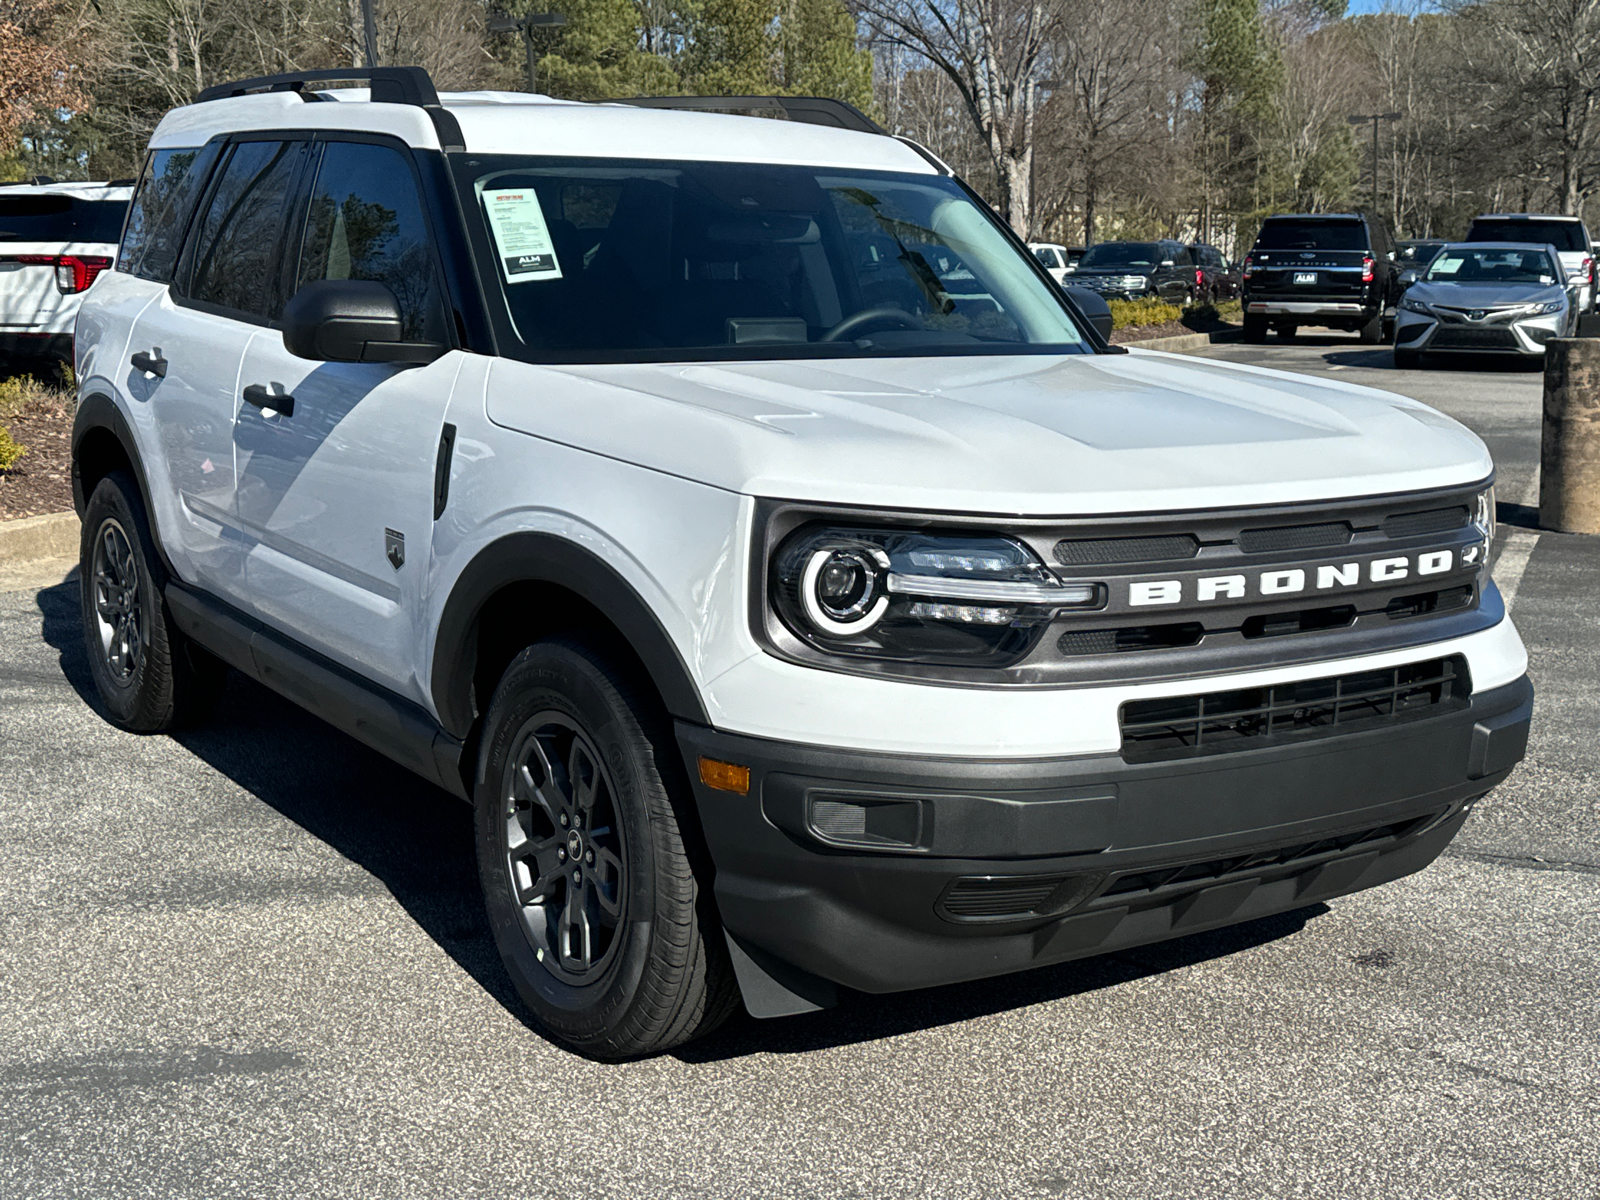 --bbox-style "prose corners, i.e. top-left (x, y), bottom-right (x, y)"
top-left (1109, 298), bottom-right (1183, 331)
